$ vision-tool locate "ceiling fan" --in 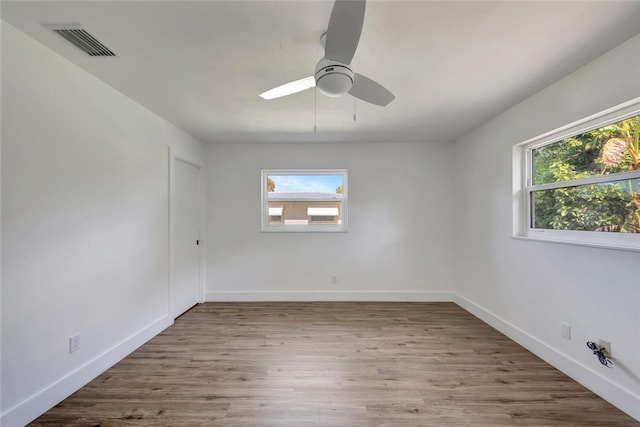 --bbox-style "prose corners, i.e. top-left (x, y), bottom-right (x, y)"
top-left (259, 0), bottom-right (395, 107)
